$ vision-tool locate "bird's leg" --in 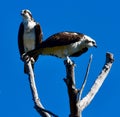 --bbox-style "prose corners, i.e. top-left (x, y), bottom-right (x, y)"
top-left (21, 53), bottom-right (30, 63)
top-left (21, 53), bottom-right (35, 64)
top-left (66, 56), bottom-right (73, 65)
